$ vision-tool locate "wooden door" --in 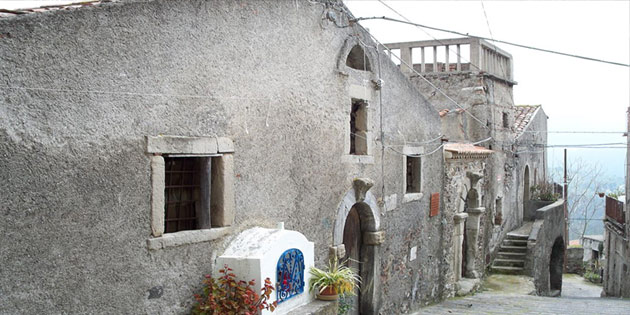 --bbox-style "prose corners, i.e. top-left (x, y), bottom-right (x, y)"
top-left (343, 206), bottom-right (362, 315)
